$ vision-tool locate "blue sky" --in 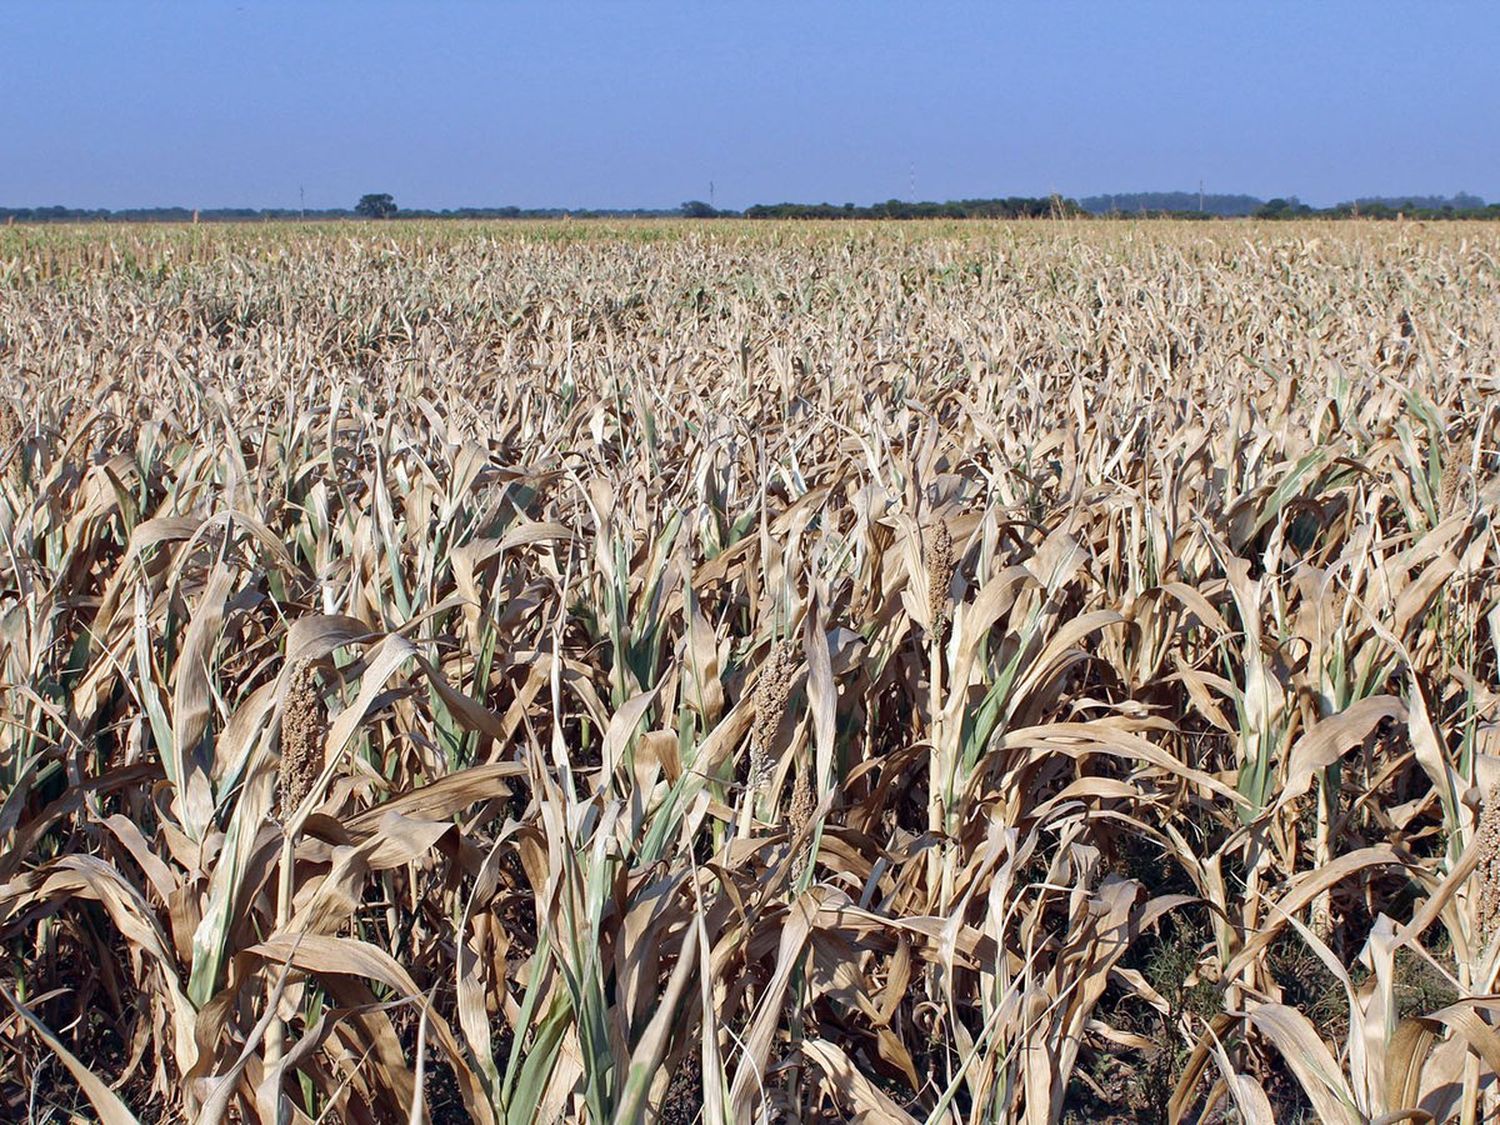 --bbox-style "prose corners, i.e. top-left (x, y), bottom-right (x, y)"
top-left (2, 1), bottom-right (1496, 210)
